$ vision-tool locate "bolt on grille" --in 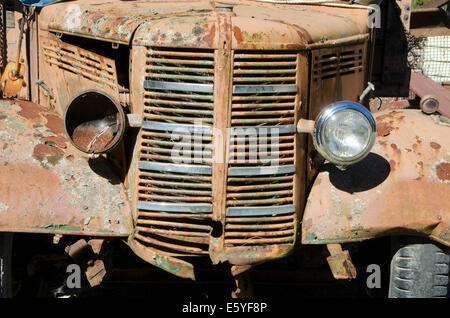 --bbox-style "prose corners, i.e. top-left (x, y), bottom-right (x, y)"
top-left (225, 51), bottom-right (298, 247)
top-left (135, 47), bottom-right (215, 256)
